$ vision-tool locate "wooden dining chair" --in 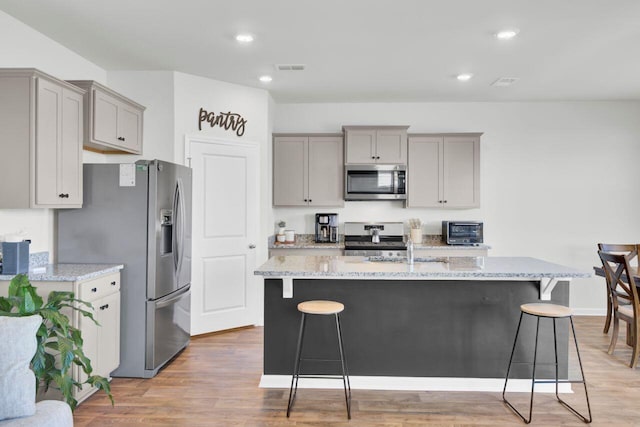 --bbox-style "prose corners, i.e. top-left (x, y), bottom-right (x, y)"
top-left (598, 250), bottom-right (640, 368)
top-left (597, 244), bottom-right (638, 334)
